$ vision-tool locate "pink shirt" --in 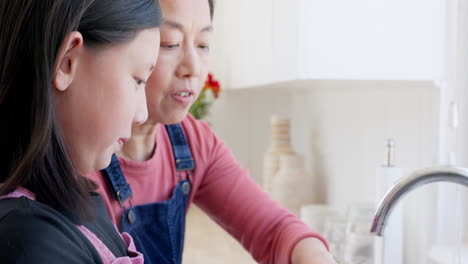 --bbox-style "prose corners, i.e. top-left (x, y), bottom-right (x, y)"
top-left (87, 115), bottom-right (328, 264)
